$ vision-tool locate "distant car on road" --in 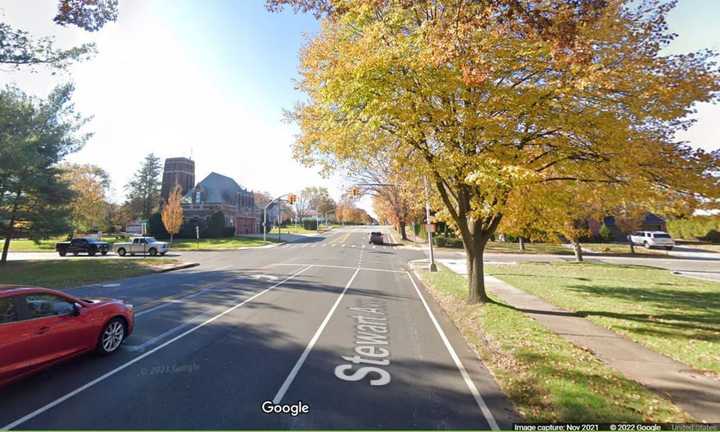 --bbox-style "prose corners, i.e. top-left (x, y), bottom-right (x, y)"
top-left (629, 231), bottom-right (675, 250)
top-left (369, 232), bottom-right (384, 245)
top-left (0, 285), bottom-right (134, 387)
top-left (113, 236), bottom-right (169, 256)
top-left (55, 238), bottom-right (110, 257)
